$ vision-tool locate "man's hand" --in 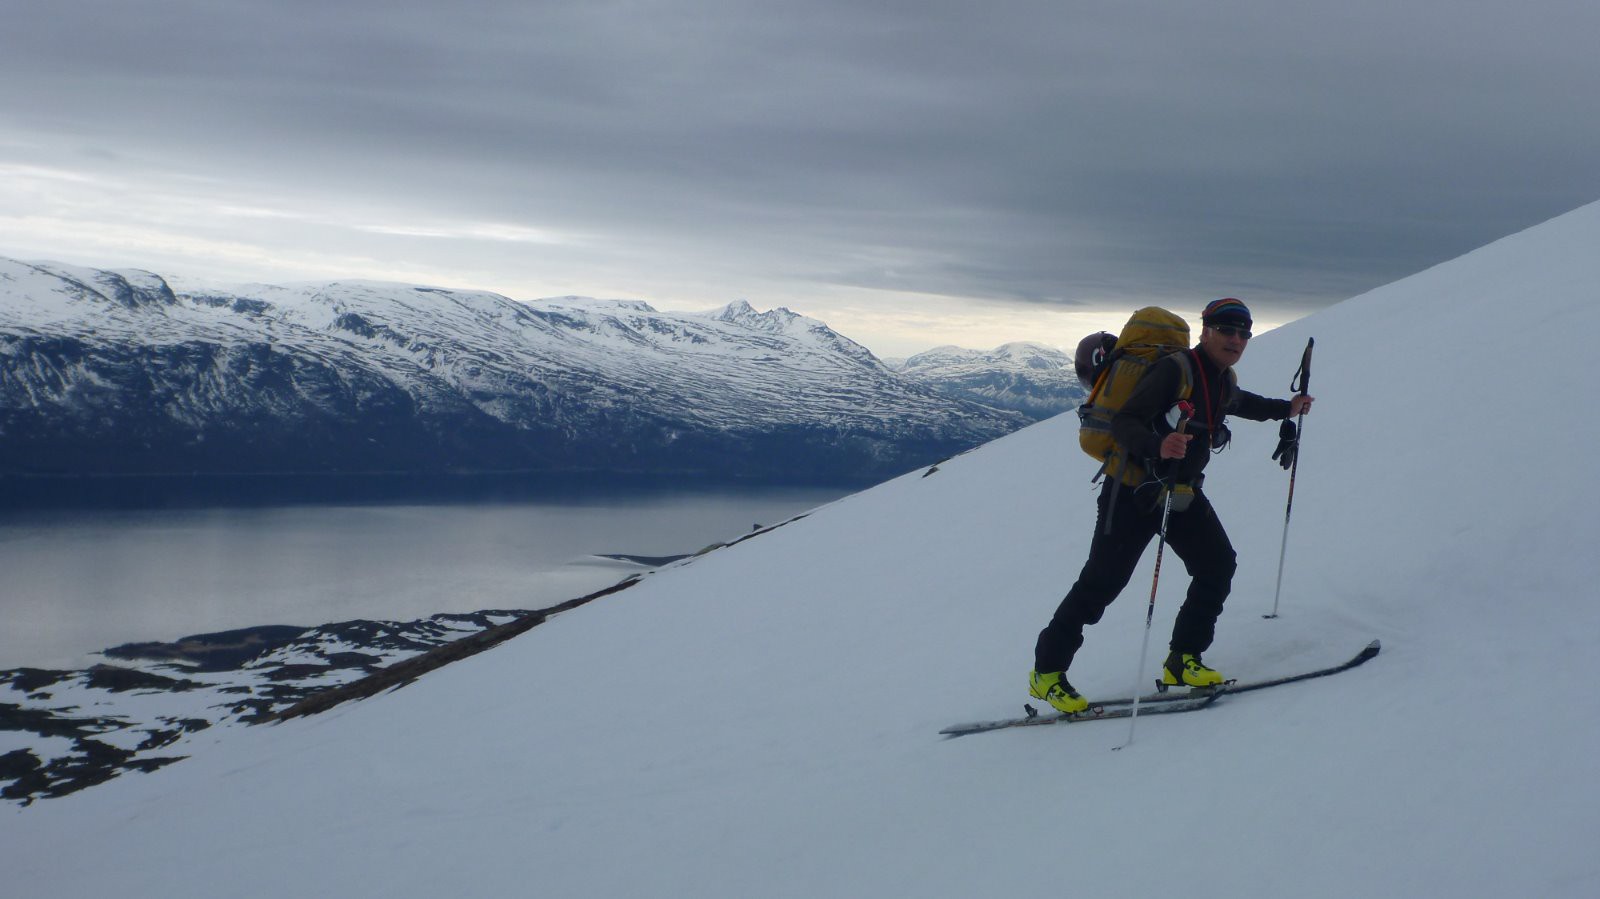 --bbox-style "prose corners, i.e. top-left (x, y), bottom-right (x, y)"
top-left (1159, 431), bottom-right (1193, 460)
top-left (1289, 394), bottom-right (1315, 416)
